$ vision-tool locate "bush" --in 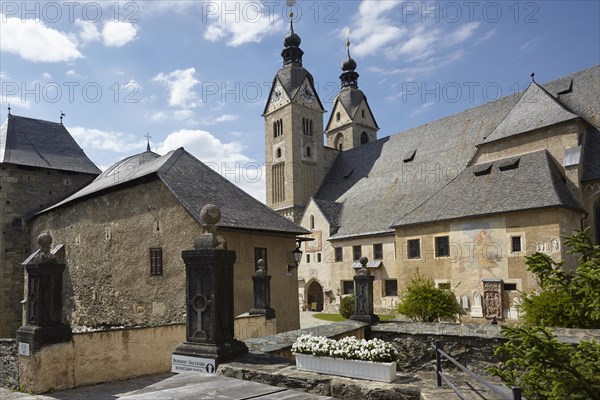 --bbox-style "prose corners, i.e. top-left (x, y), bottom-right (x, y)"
top-left (339, 295), bottom-right (355, 319)
top-left (396, 270), bottom-right (462, 322)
